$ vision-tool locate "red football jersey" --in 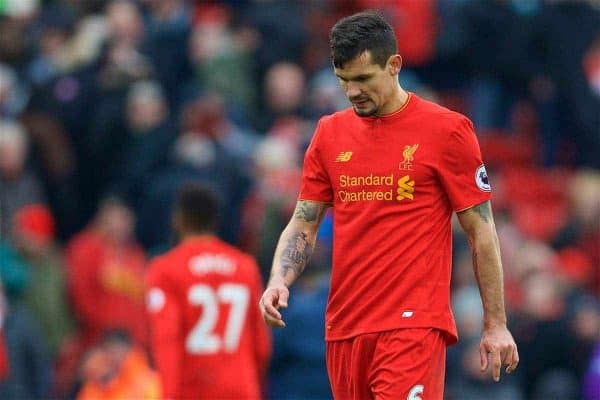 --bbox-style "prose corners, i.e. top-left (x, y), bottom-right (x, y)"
top-left (300, 93), bottom-right (492, 343)
top-left (146, 236), bottom-right (271, 399)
